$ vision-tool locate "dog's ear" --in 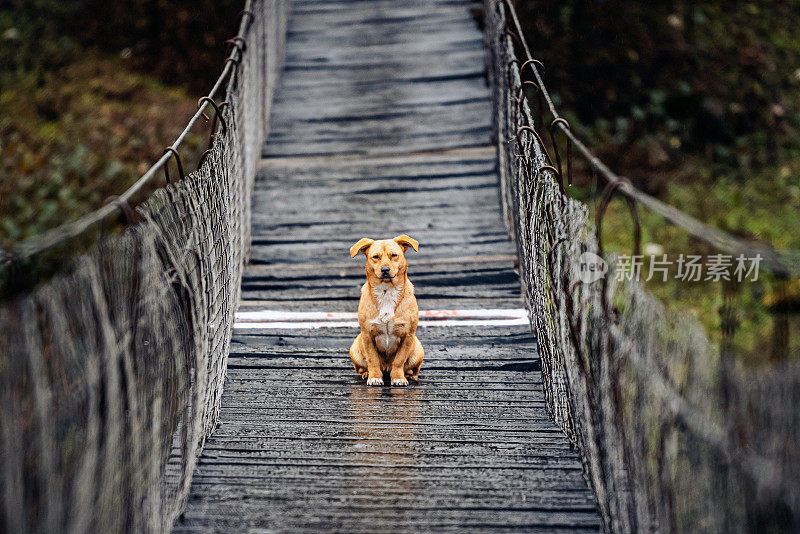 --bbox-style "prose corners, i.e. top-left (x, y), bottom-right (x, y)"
top-left (393, 234), bottom-right (419, 253)
top-left (349, 238), bottom-right (375, 258)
